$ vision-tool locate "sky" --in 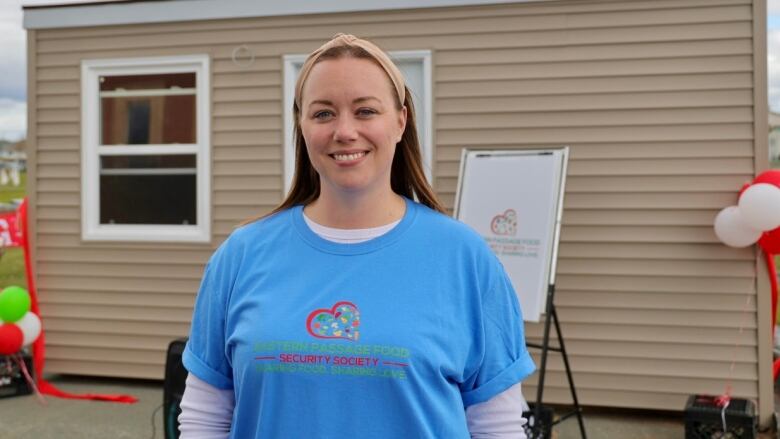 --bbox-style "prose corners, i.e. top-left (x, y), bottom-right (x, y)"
top-left (0, 0), bottom-right (103, 141)
top-left (770, 1), bottom-right (780, 120)
top-left (1, 1), bottom-right (780, 141)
